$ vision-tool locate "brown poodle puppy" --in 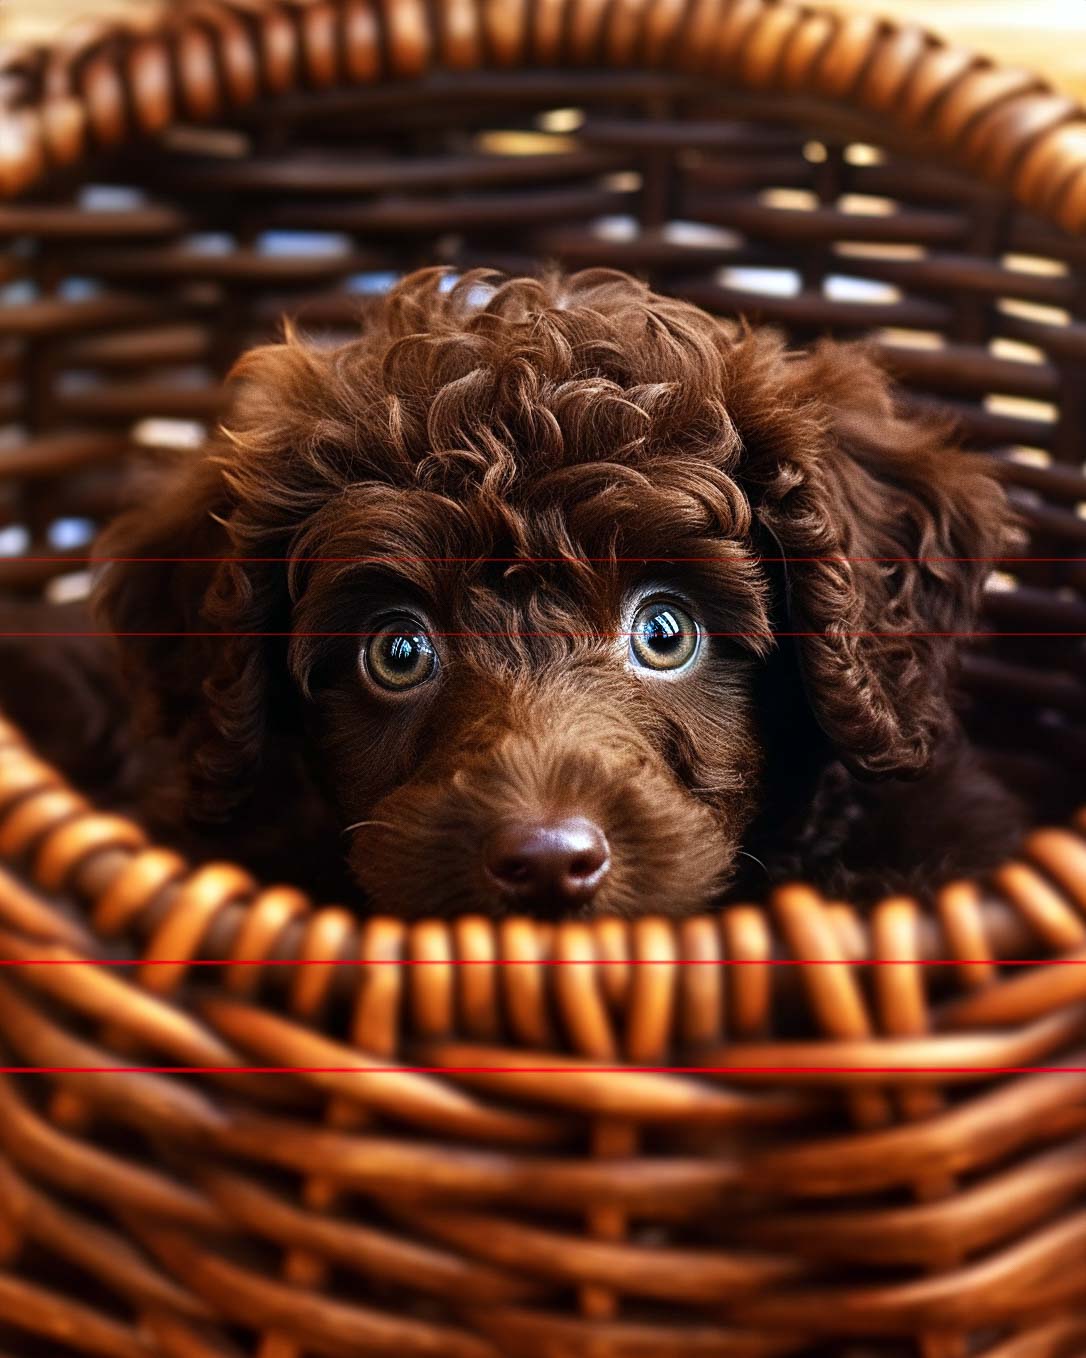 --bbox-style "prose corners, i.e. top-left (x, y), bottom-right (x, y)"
top-left (84, 267), bottom-right (1018, 917)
